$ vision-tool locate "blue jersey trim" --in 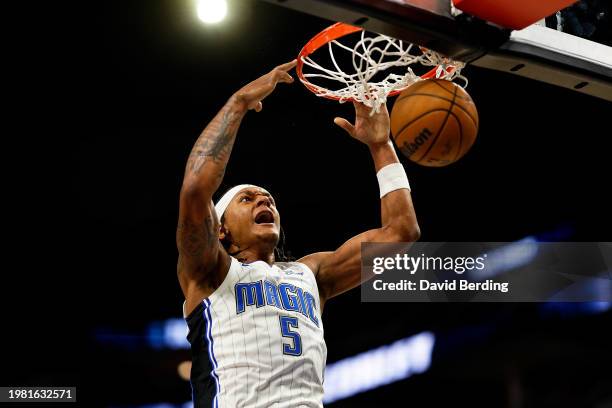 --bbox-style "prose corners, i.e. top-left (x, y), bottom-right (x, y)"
top-left (203, 299), bottom-right (221, 408)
